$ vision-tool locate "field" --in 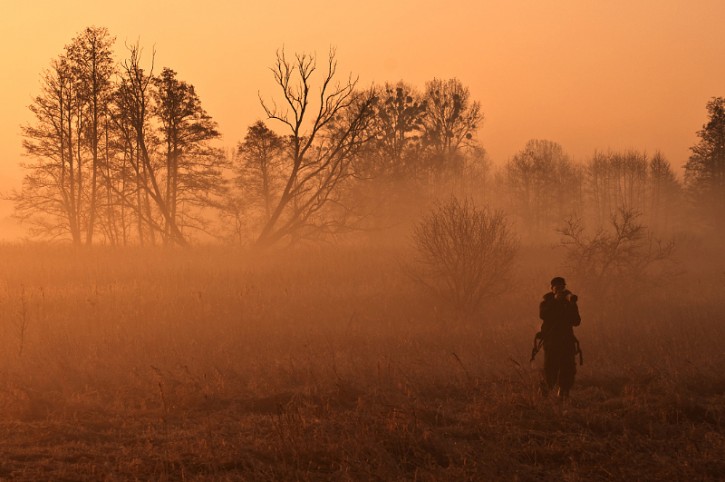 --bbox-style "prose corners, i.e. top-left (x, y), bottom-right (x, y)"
top-left (0, 243), bottom-right (722, 481)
